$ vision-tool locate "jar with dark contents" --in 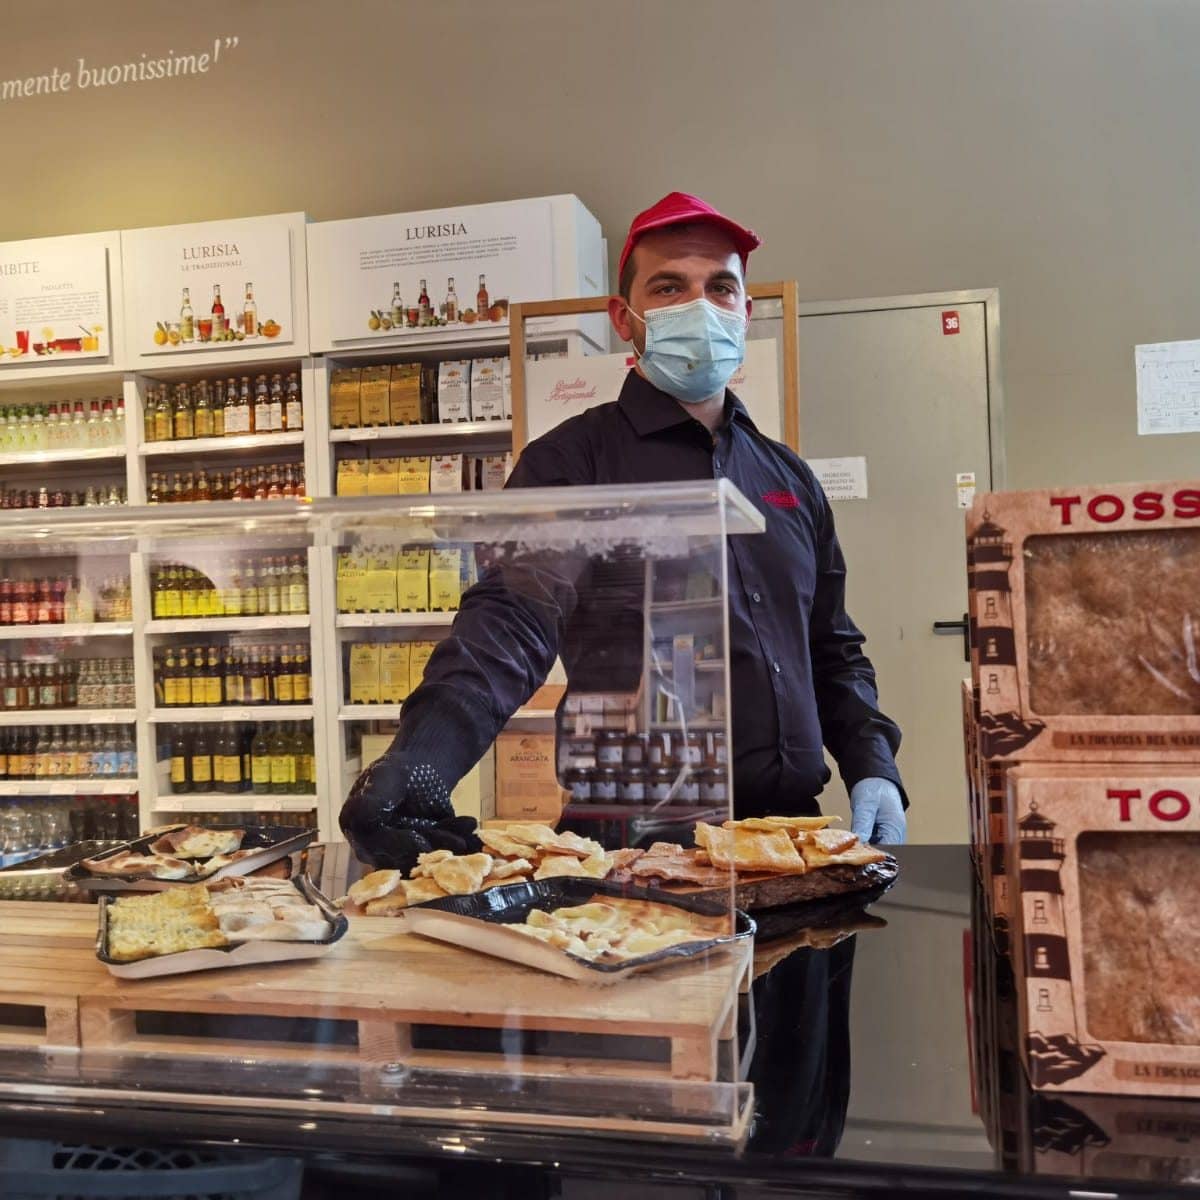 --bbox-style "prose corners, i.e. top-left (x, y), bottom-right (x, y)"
top-left (646, 734), bottom-right (669, 767)
top-left (619, 767), bottom-right (647, 806)
top-left (673, 731), bottom-right (704, 768)
top-left (677, 772), bottom-right (701, 805)
top-left (706, 730), bottom-right (728, 767)
top-left (595, 730), bottom-right (624, 767)
top-left (698, 767), bottom-right (728, 805)
top-left (622, 732), bottom-right (648, 768)
top-left (564, 767), bottom-right (591, 806)
top-left (590, 765), bottom-right (618, 804)
top-left (647, 766), bottom-right (674, 803)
